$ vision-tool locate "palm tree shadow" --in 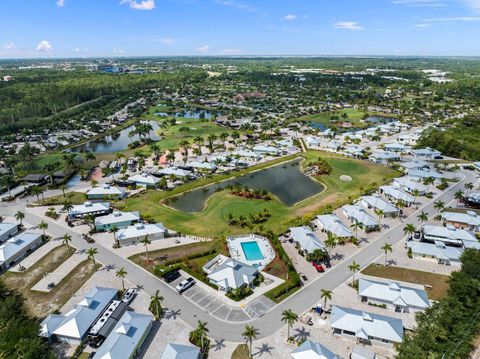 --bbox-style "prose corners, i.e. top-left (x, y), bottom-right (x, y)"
top-left (103, 264), bottom-right (116, 271)
top-left (293, 326), bottom-right (310, 340)
top-left (253, 343), bottom-right (274, 357)
top-left (331, 252), bottom-right (344, 261)
top-left (163, 308), bottom-right (181, 320)
top-left (211, 339), bottom-right (226, 351)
